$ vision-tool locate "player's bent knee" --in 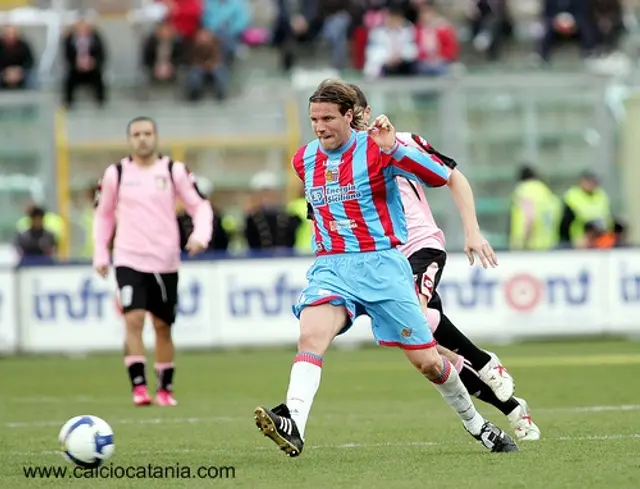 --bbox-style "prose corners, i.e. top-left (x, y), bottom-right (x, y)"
top-left (405, 347), bottom-right (442, 377)
top-left (299, 303), bottom-right (348, 355)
